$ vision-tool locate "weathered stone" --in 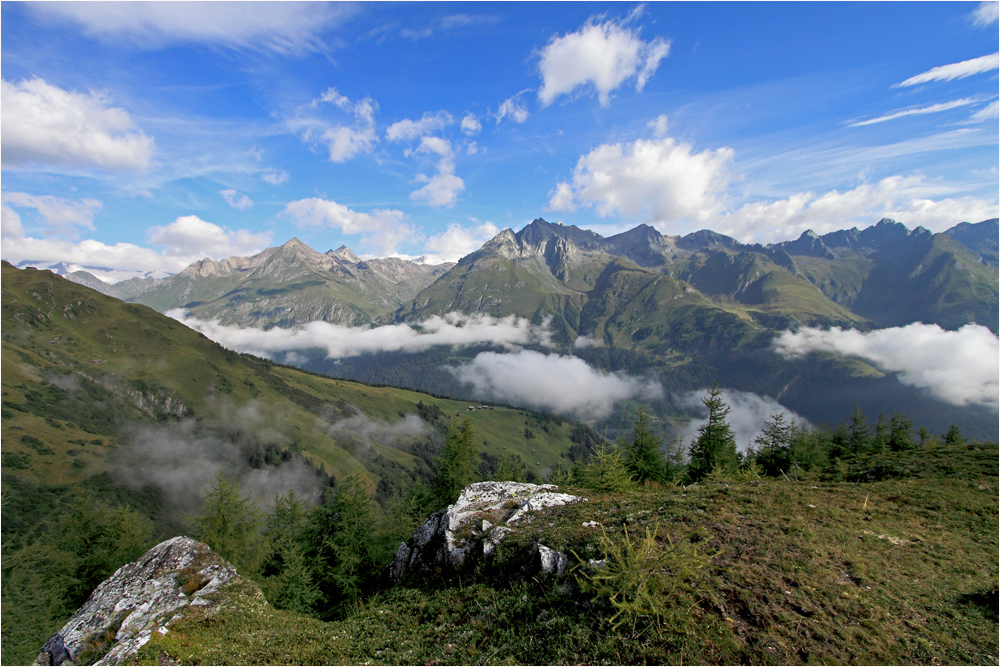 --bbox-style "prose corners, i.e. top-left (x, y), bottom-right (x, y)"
top-left (389, 481), bottom-right (585, 583)
top-left (33, 536), bottom-right (239, 666)
top-left (537, 545), bottom-right (569, 576)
